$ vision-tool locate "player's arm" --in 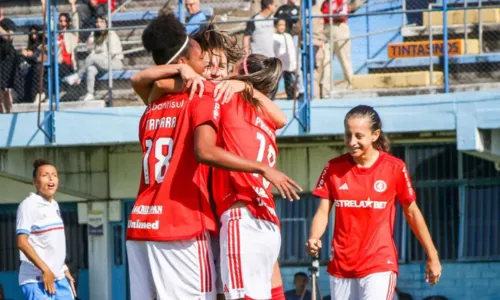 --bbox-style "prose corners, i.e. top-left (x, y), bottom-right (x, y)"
top-left (17, 235), bottom-right (56, 294)
top-left (214, 80), bottom-right (287, 128)
top-left (194, 123), bottom-right (301, 200)
top-left (131, 64), bottom-right (204, 104)
top-left (402, 202), bottom-right (441, 285)
top-left (306, 198), bottom-right (333, 257)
